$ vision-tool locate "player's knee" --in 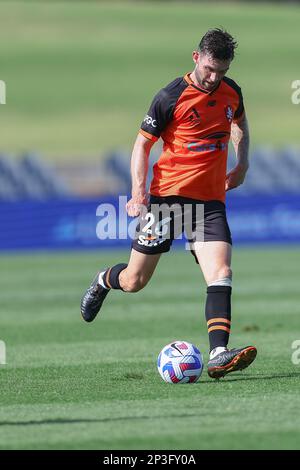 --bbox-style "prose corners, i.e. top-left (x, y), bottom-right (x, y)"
top-left (209, 266), bottom-right (232, 286)
top-left (122, 273), bottom-right (148, 292)
top-left (220, 266), bottom-right (232, 280)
